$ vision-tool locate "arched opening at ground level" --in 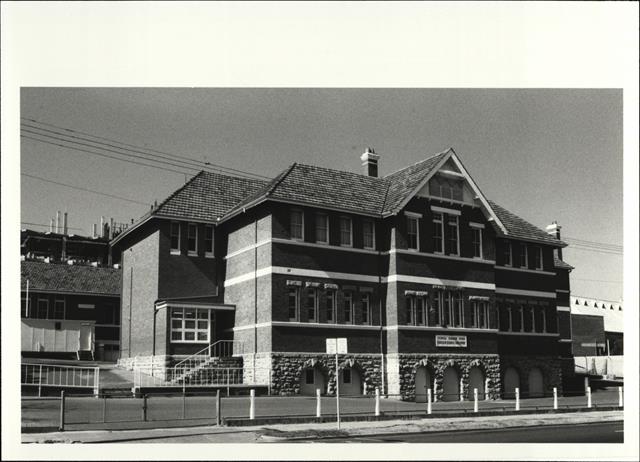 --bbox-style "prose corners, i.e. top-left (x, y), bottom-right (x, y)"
top-left (528, 367), bottom-right (544, 398)
top-left (503, 367), bottom-right (520, 399)
top-left (467, 366), bottom-right (485, 400)
top-left (339, 368), bottom-right (363, 396)
top-left (414, 366), bottom-right (432, 403)
top-left (442, 366), bottom-right (460, 402)
top-left (299, 367), bottom-right (327, 396)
